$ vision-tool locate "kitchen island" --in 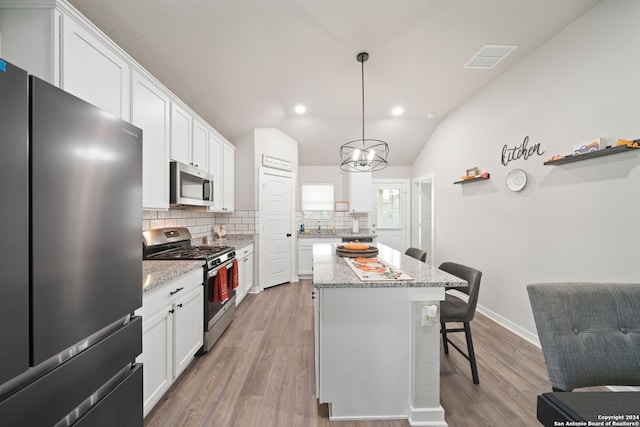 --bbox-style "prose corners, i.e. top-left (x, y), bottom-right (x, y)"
top-left (313, 243), bottom-right (467, 426)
